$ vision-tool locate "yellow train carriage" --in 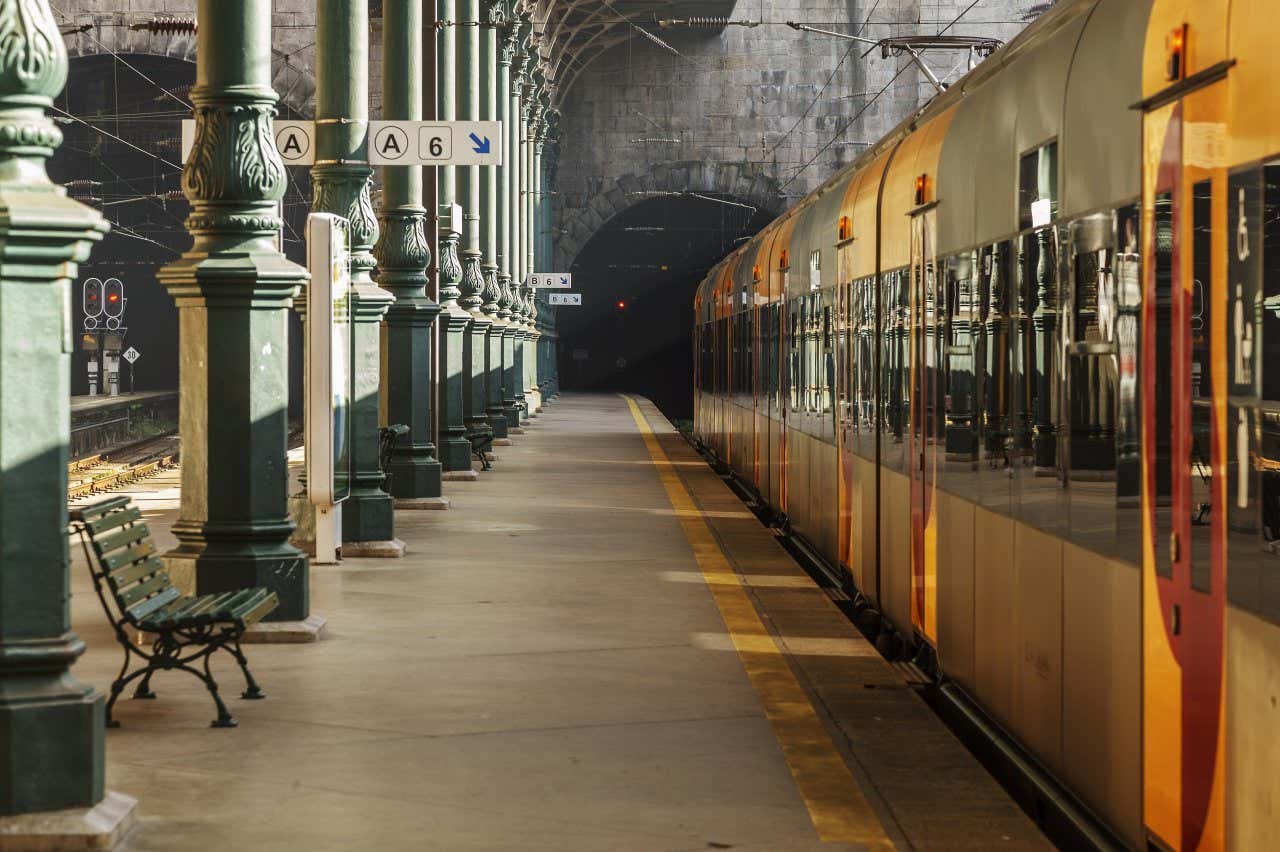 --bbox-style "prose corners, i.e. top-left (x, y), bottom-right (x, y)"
top-left (692, 0), bottom-right (1280, 848)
